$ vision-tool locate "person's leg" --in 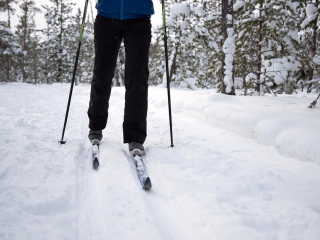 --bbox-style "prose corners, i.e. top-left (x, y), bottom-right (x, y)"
top-left (88, 15), bottom-right (123, 130)
top-left (122, 18), bottom-right (152, 144)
